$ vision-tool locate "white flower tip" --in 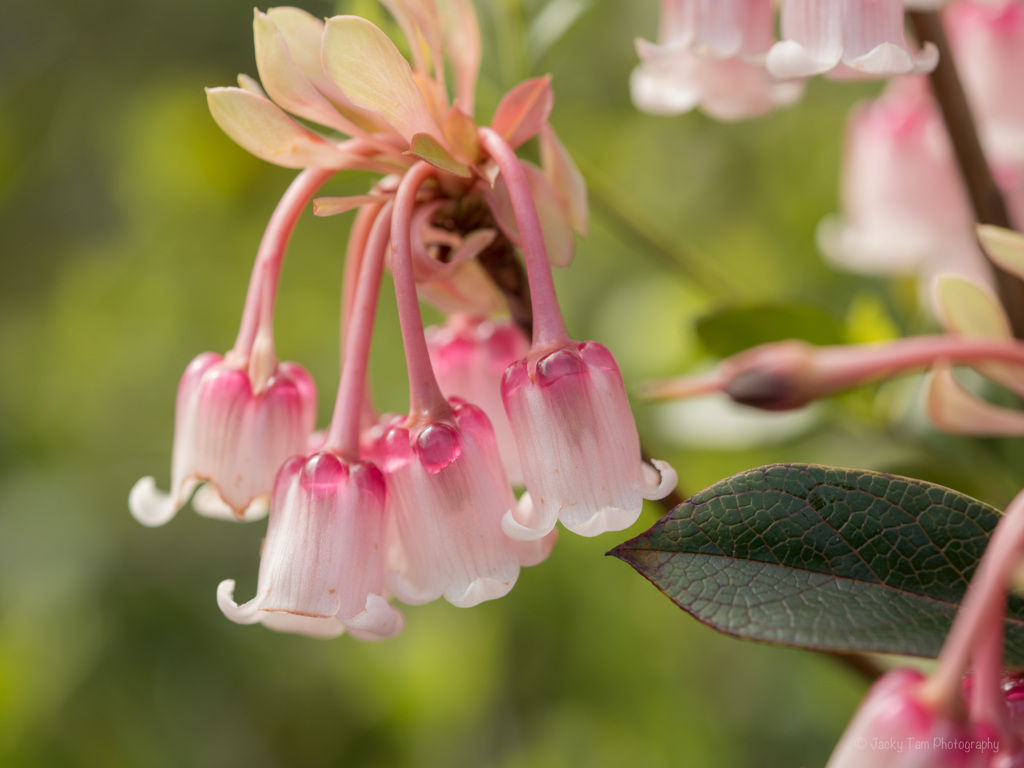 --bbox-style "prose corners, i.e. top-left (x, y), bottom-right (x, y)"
top-left (642, 459), bottom-right (678, 501)
top-left (445, 576), bottom-right (516, 608)
top-left (848, 43), bottom-right (914, 75)
top-left (216, 579), bottom-right (262, 625)
top-left (570, 505), bottom-right (642, 538)
top-left (501, 493), bottom-right (556, 542)
top-left (345, 594), bottom-right (405, 641)
top-left (765, 41), bottom-right (832, 80)
top-left (193, 484), bottom-right (269, 522)
top-left (912, 42), bottom-right (939, 75)
top-left (128, 476), bottom-right (181, 527)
